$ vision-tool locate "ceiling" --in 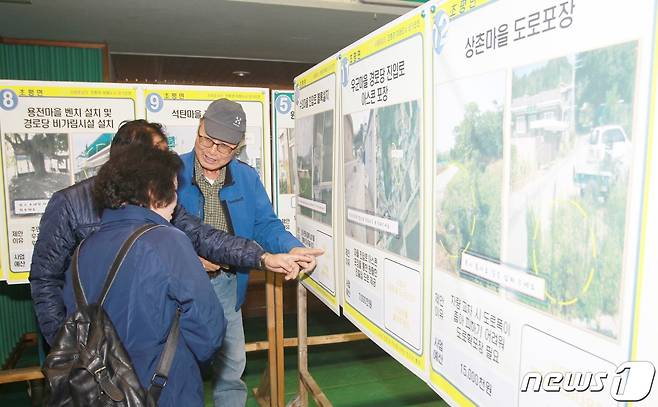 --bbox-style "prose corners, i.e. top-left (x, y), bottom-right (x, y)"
top-left (0, 0), bottom-right (409, 64)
